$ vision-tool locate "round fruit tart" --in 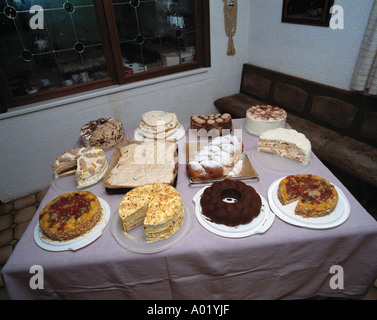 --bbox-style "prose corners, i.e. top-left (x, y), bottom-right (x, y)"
top-left (278, 174), bottom-right (338, 218)
top-left (39, 191), bottom-right (103, 241)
